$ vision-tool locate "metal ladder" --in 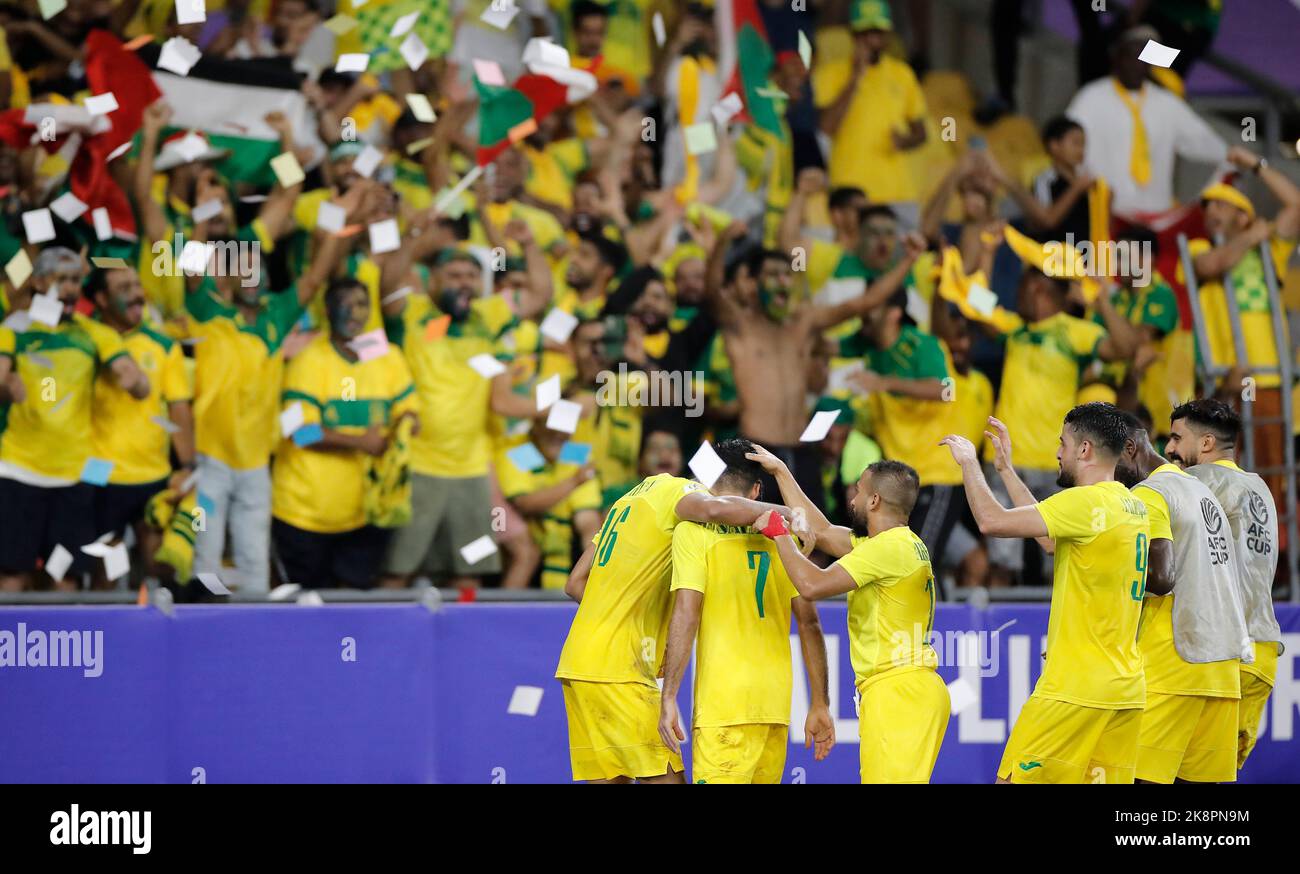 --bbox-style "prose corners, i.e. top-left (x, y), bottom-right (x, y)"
top-left (1177, 234), bottom-right (1299, 601)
